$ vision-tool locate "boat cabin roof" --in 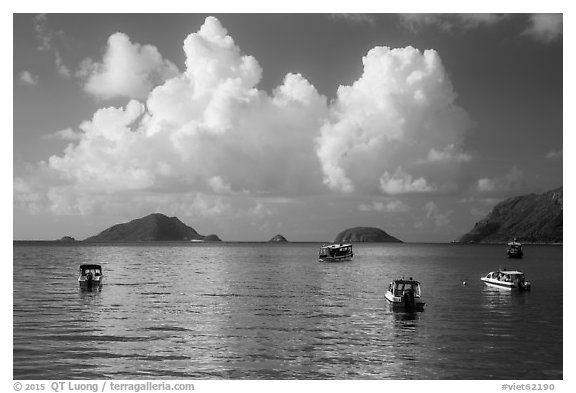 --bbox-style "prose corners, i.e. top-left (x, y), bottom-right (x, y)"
top-left (494, 270), bottom-right (524, 275)
top-left (320, 243), bottom-right (352, 249)
top-left (507, 242), bottom-right (522, 246)
top-left (80, 264), bottom-right (102, 270)
top-left (391, 279), bottom-right (420, 285)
